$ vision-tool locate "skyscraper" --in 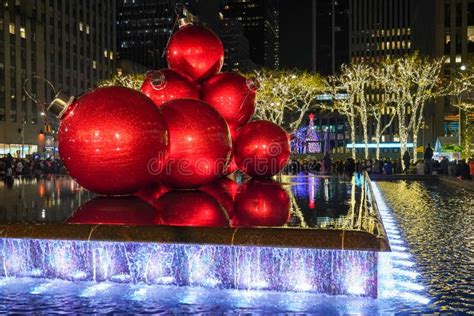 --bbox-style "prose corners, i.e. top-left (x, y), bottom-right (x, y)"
top-left (219, 17), bottom-right (256, 72)
top-left (117, 0), bottom-right (175, 72)
top-left (221, 0), bottom-right (280, 68)
top-left (279, 0), bottom-right (350, 75)
top-left (349, 0), bottom-right (412, 63)
top-left (0, 0), bottom-right (116, 158)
